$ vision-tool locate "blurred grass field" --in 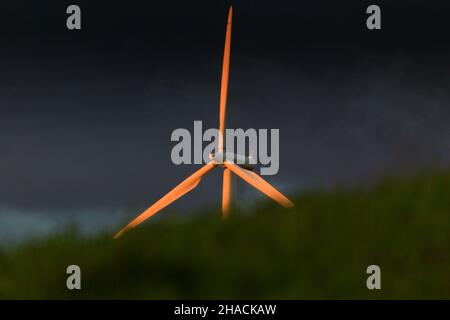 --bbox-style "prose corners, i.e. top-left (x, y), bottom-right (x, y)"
top-left (0, 169), bottom-right (449, 299)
